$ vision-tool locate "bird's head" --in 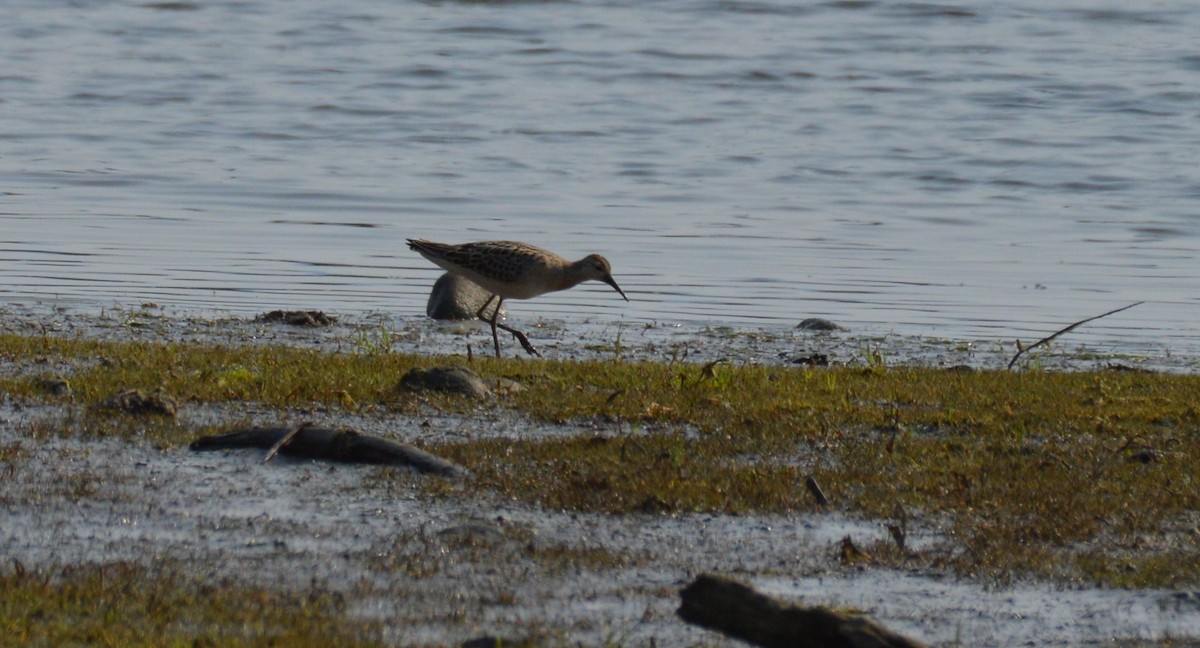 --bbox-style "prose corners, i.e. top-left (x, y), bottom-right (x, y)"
top-left (576, 254), bottom-right (628, 301)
